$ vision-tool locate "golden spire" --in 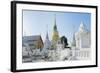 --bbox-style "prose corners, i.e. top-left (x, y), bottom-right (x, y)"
top-left (46, 24), bottom-right (49, 40)
top-left (52, 15), bottom-right (59, 48)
